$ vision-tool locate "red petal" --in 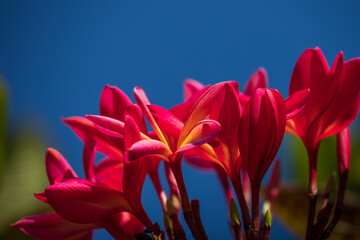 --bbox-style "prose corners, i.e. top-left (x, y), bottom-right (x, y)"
top-left (100, 85), bottom-right (132, 121)
top-left (239, 88), bottom-right (286, 183)
top-left (183, 78), bottom-right (205, 101)
top-left (319, 57), bottom-right (360, 139)
top-left (127, 139), bottom-right (171, 162)
top-left (148, 104), bottom-right (183, 152)
top-left (243, 67), bottom-right (268, 96)
top-left (85, 115), bottom-right (124, 138)
top-left (12, 213), bottom-right (97, 240)
top-left (134, 87), bottom-right (169, 146)
top-left (62, 117), bottom-right (123, 158)
top-left (177, 120), bottom-right (221, 153)
top-left (83, 137), bottom-right (96, 182)
top-left (45, 179), bottom-right (132, 224)
top-left (45, 148), bottom-right (77, 185)
top-left (95, 158), bottom-right (124, 192)
top-left (124, 115), bottom-right (142, 150)
top-left (170, 85), bottom-right (211, 122)
top-left (337, 127), bottom-right (351, 174)
top-left (285, 88), bottom-right (310, 119)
